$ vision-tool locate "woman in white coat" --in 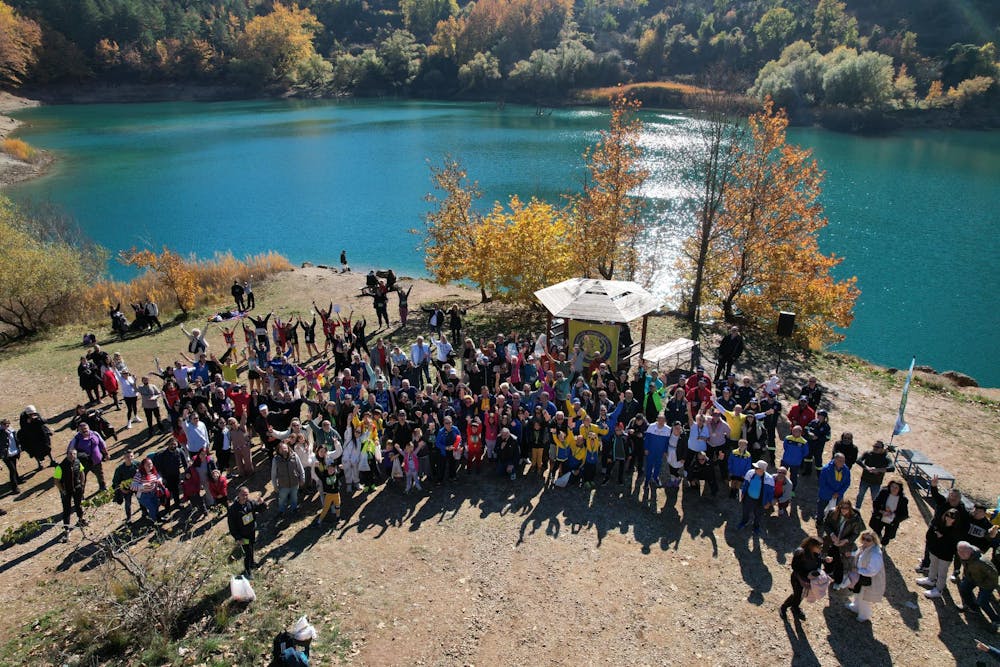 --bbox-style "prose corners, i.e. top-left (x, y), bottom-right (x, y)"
top-left (847, 530), bottom-right (886, 622)
top-left (341, 422), bottom-right (362, 493)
